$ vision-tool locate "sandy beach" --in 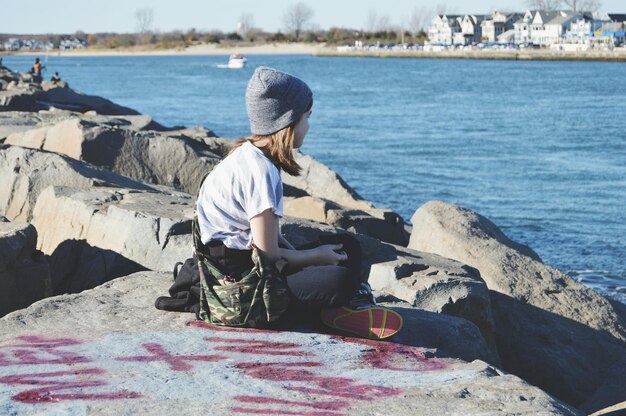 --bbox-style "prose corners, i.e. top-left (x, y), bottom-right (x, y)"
top-left (8, 42), bottom-right (332, 57)
top-left (8, 42), bottom-right (626, 62)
